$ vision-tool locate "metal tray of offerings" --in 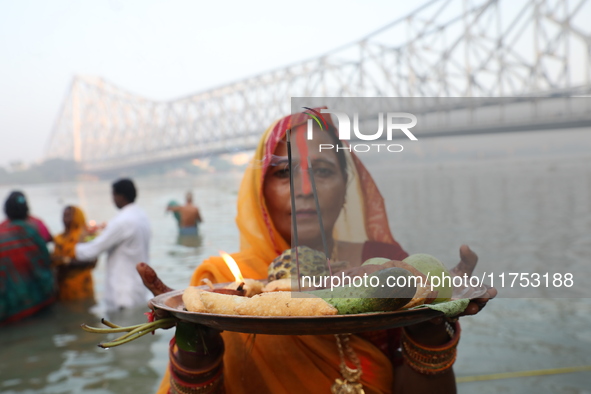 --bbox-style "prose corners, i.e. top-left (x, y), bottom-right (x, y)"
top-left (151, 283), bottom-right (443, 336)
